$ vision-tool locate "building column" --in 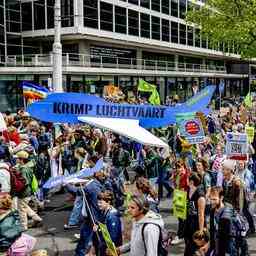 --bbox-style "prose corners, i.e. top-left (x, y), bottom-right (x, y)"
top-left (175, 55), bottom-right (179, 71)
top-left (136, 48), bottom-right (142, 69)
top-left (74, 0), bottom-right (84, 29)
